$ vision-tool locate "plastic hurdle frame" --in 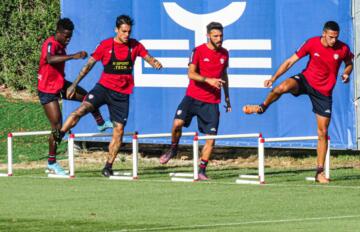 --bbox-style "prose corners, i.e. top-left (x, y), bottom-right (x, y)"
top-left (263, 136), bottom-right (330, 181)
top-left (171, 133), bottom-right (262, 183)
top-left (0, 131), bottom-right (52, 177)
top-left (109, 132), bottom-right (197, 181)
top-left (67, 132), bottom-right (134, 179)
